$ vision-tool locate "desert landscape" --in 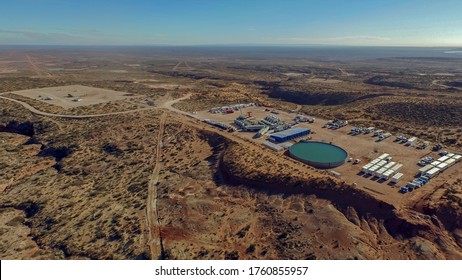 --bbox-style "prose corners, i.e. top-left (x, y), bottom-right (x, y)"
top-left (1, 46), bottom-right (462, 260)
